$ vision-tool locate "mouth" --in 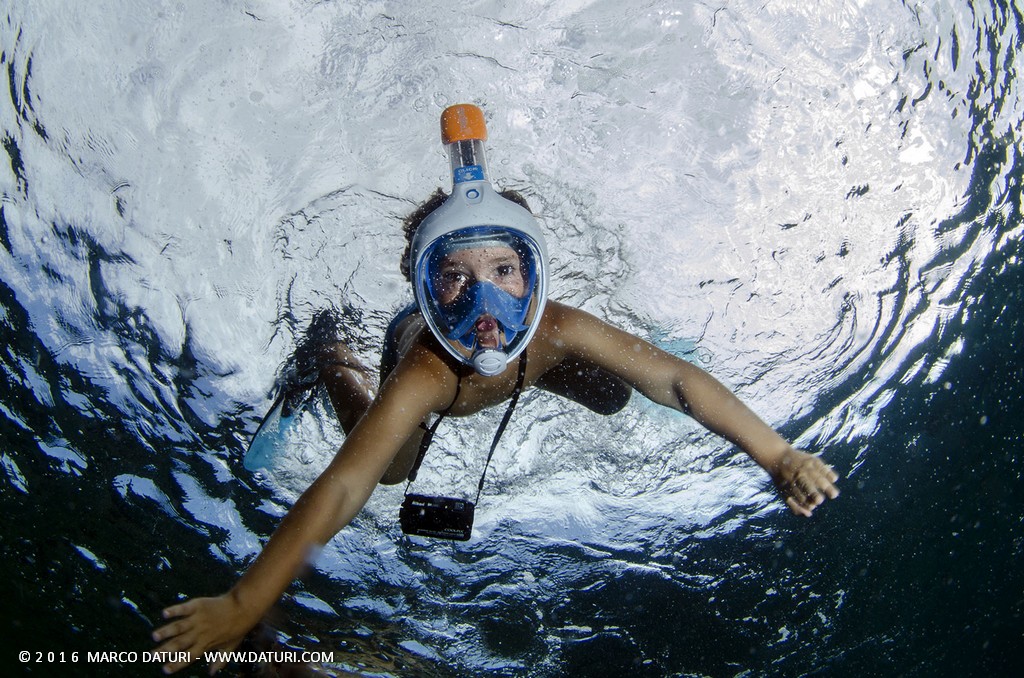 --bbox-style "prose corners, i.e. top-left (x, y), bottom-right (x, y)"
top-left (475, 315), bottom-right (497, 332)
top-left (474, 315), bottom-right (501, 348)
